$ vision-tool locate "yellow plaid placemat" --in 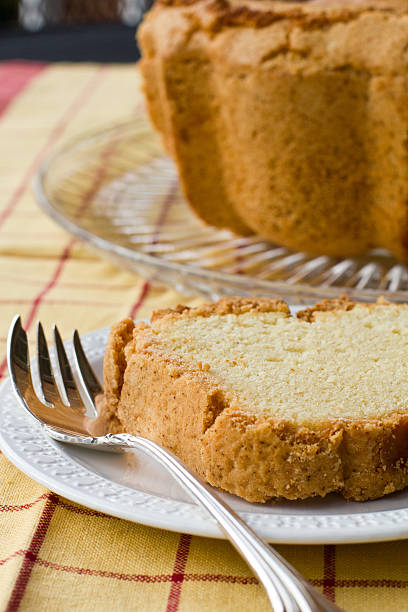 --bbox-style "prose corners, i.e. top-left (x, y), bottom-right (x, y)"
top-left (0, 60), bottom-right (407, 612)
